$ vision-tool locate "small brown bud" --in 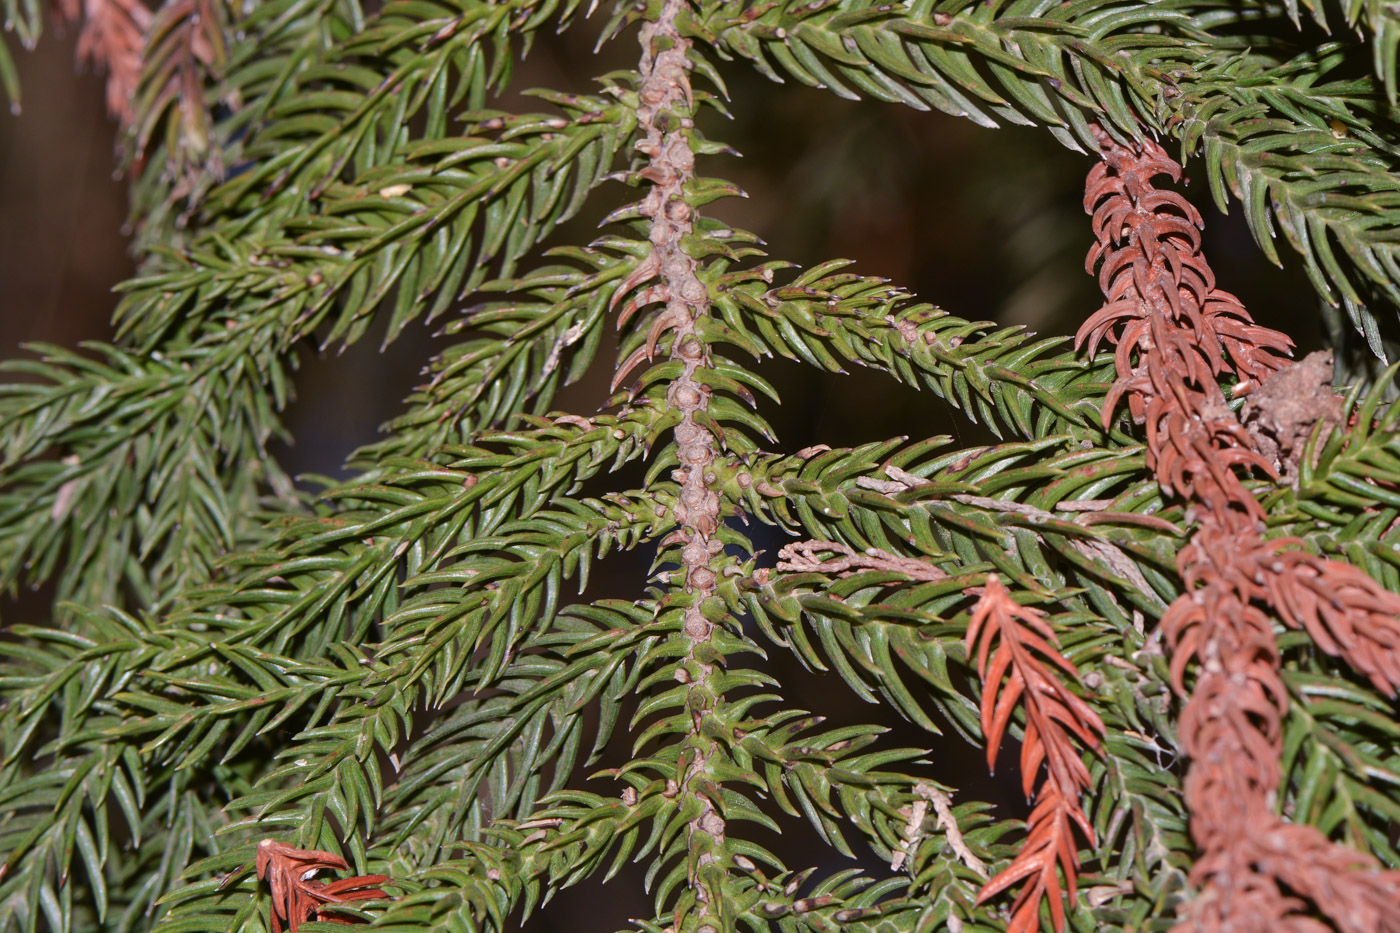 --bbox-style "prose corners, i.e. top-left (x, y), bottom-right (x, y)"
top-left (684, 444), bottom-right (712, 464)
top-left (699, 811), bottom-right (725, 837)
top-left (673, 385), bottom-right (701, 408)
top-left (680, 279), bottom-right (707, 303)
